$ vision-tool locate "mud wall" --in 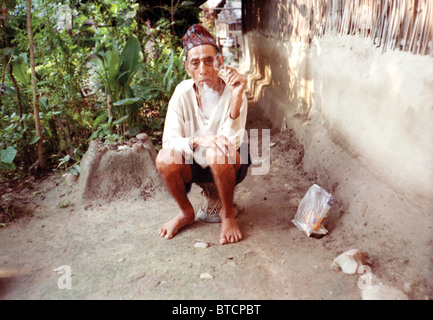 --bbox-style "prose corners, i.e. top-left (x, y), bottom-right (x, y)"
top-left (241, 0), bottom-right (433, 216)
